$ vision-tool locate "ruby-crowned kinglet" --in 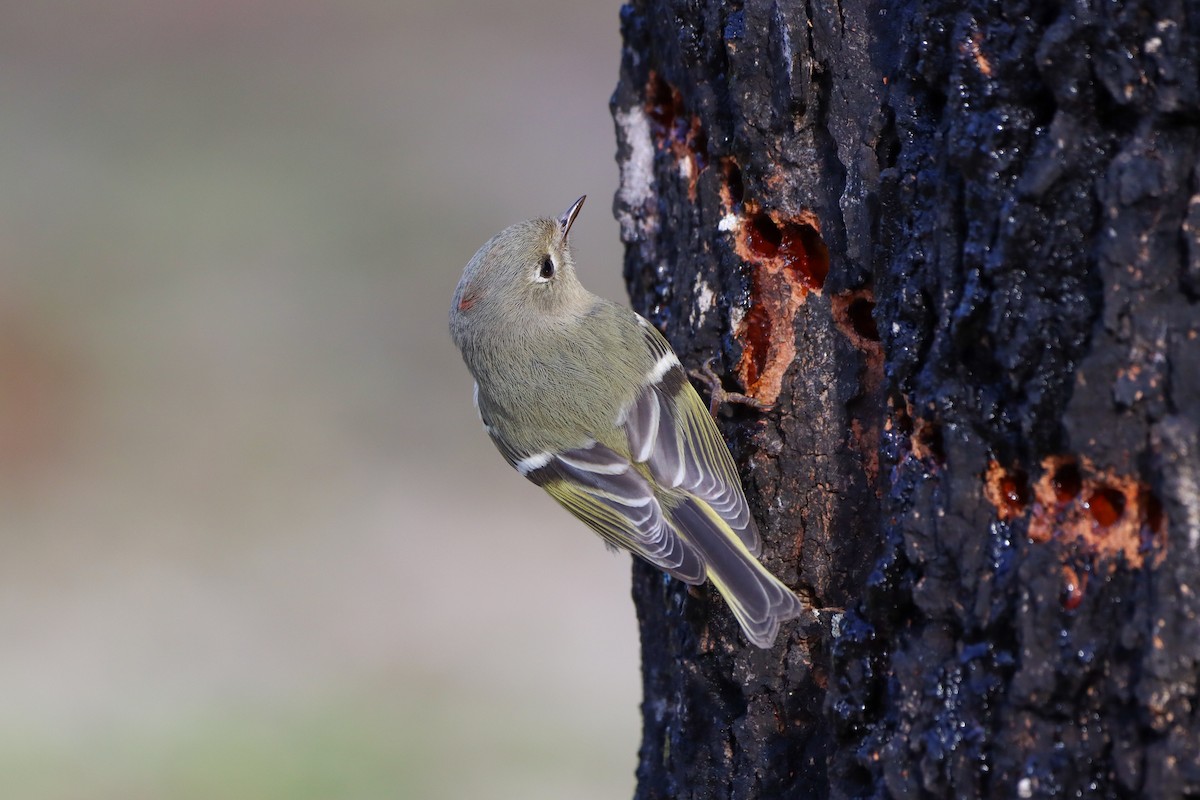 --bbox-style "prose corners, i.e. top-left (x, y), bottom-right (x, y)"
top-left (449, 196), bottom-right (805, 648)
